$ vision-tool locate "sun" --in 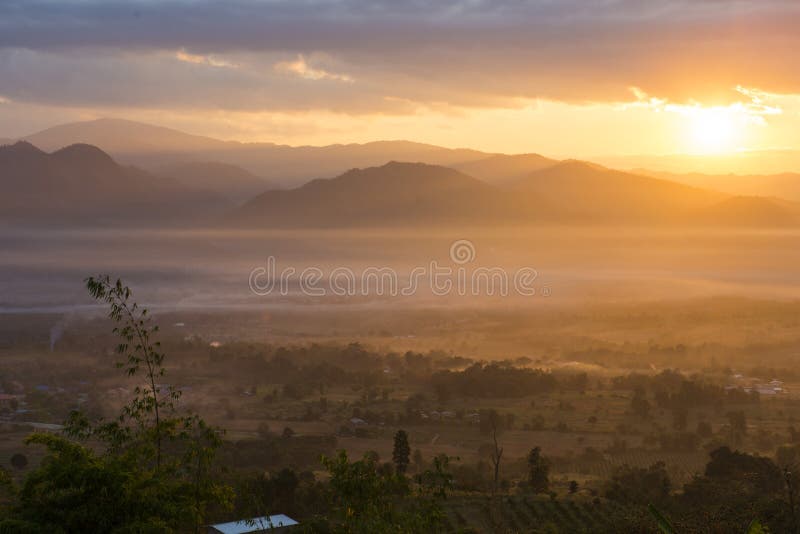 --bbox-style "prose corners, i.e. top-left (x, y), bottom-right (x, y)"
top-left (686, 107), bottom-right (740, 154)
